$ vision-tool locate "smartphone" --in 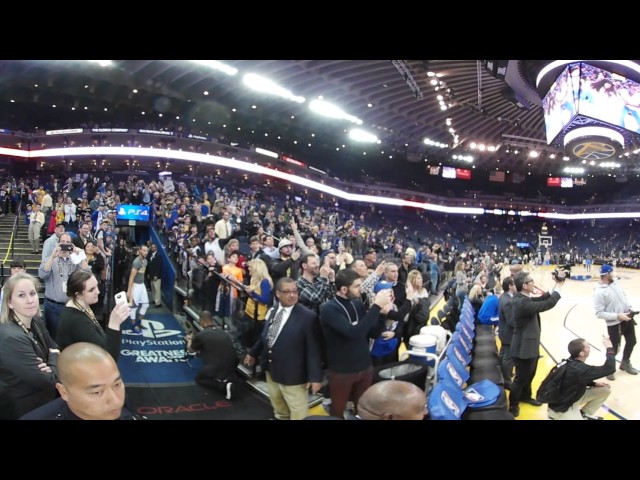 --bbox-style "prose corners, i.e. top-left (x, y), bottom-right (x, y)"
top-left (60, 243), bottom-right (74, 252)
top-left (114, 291), bottom-right (128, 306)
